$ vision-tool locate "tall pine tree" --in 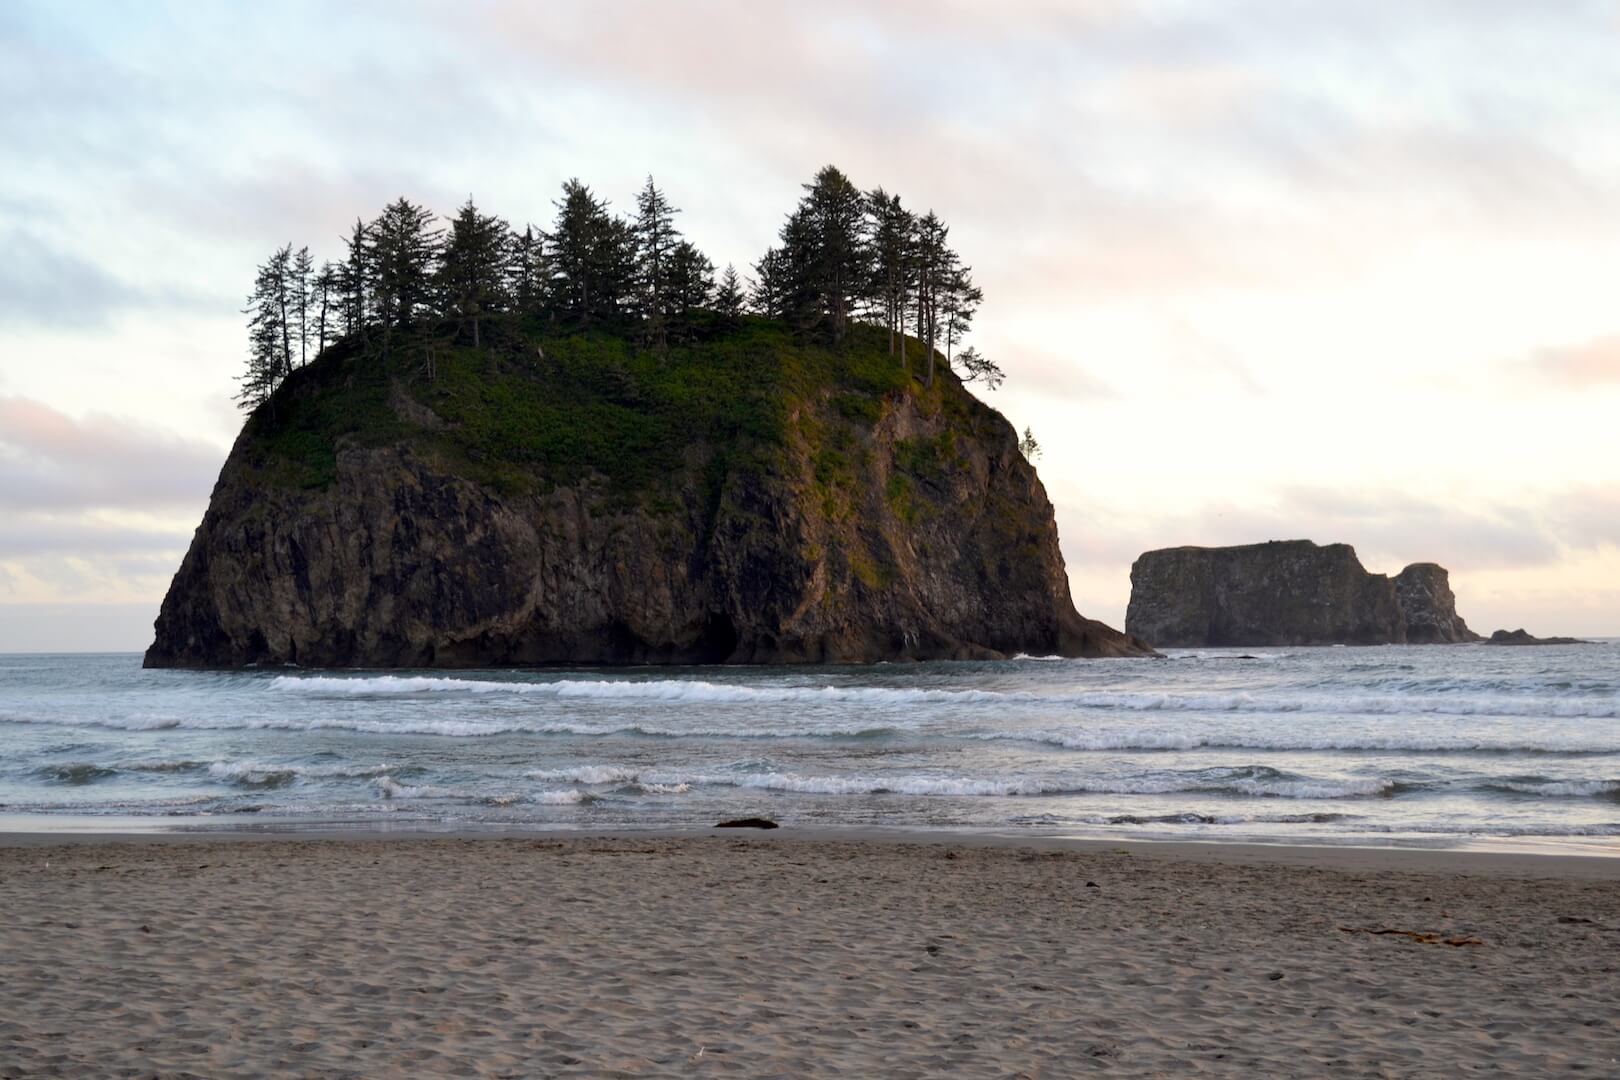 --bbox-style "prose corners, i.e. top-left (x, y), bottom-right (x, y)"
top-left (634, 176), bottom-right (680, 348)
top-left (366, 198), bottom-right (442, 354)
top-left (238, 245), bottom-right (295, 411)
top-left (436, 197), bottom-right (512, 348)
top-left (508, 225), bottom-right (550, 319)
top-left (714, 263), bottom-right (744, 322)
top-left (549, 180), bottom-right (632, 325)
